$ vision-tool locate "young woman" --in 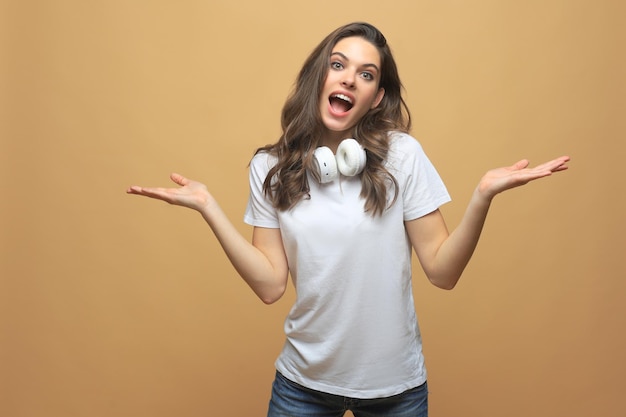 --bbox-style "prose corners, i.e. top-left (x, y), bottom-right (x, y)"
top-left (128, 22), bottom-right (569, 417)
